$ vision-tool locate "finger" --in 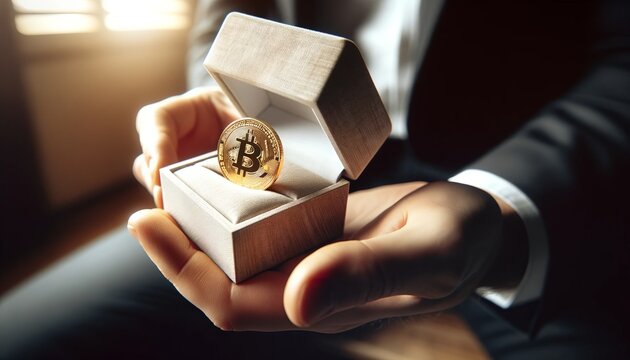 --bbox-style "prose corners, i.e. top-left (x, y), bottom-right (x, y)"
top-left (284, 234), bottom-right (411, 327)
top-left (308, 295), bottom-right (424, 333)
top-left (127, 209), bottom-right (232, 324)
top-left (224, 272), bottom-right (296, 331)
top-left (308, 293), bottom-right (463, 334)
top-left (287, 183), bottom-right (504, 328)
top-left (136, 88), bottom-right (236, 187)
top-left (136, 101), bottom-right (185, 186)
top-left (285, 189), bottom-right (469, 327)
top-left (152, 185), bottom-right (163, 209)
top-left (133, 154), bottom-right (153, 192)
top-left (128, 209), bottom-right (296, 331)
top-left (136, 101), bottom-right (178, 184)
top-left (307, 280), bottom-right (479, 333)
top-left (174, 89), bottom-right (240, 160)
top-left (132, 155), bottom-right (164, 207)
